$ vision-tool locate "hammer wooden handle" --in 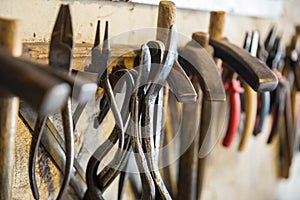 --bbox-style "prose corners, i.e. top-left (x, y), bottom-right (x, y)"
top-left (0, 17), bottom-right (21, 200)
top-left (210, 38), bottom-right (278, 92)
top-left (156, 1), bottom-right (176, 43)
